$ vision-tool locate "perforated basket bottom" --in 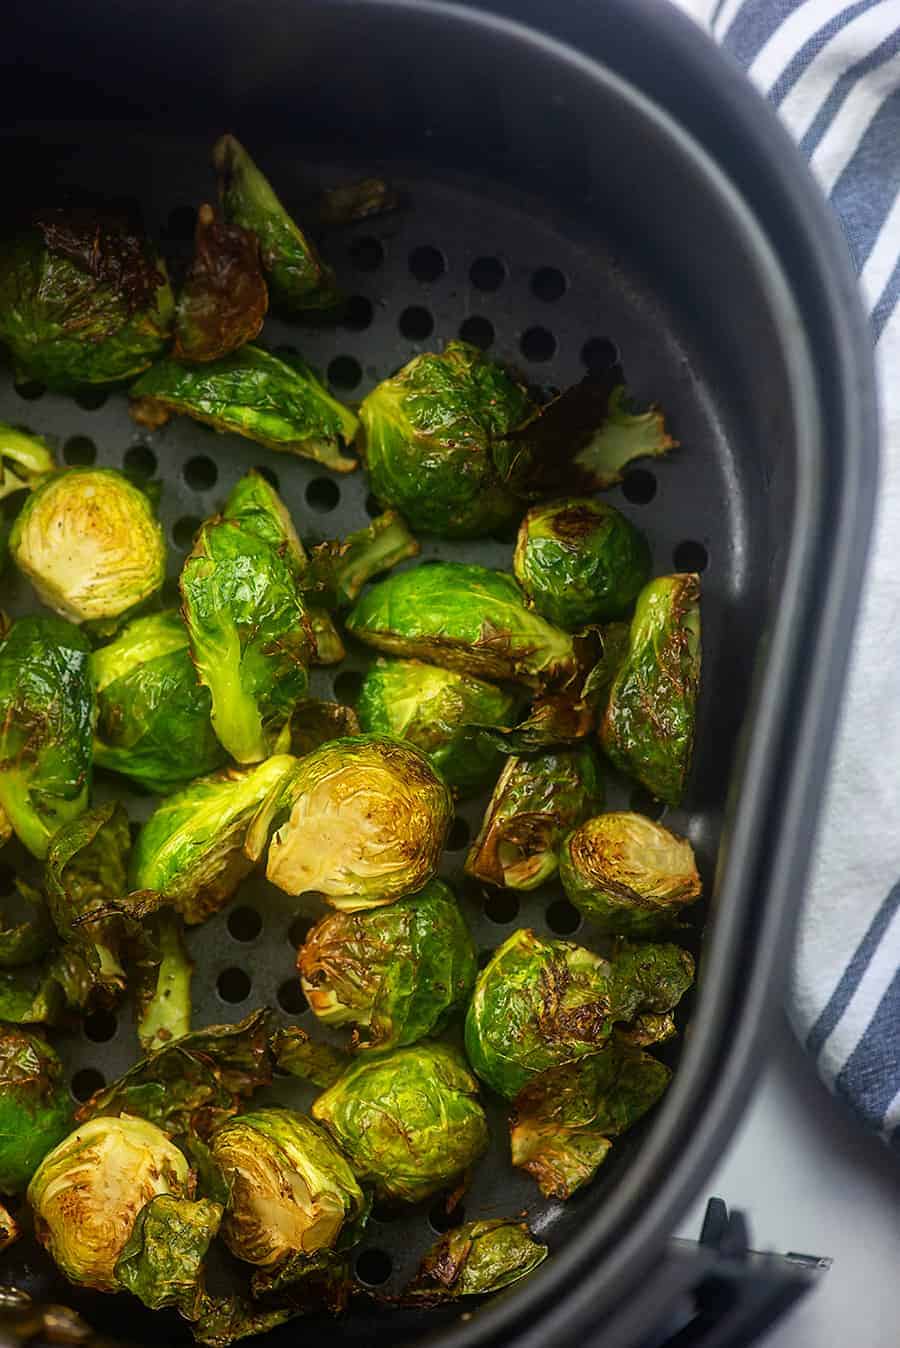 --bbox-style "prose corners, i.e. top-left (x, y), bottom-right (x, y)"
top-left (0, 144), bottom-right (738, 1338)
